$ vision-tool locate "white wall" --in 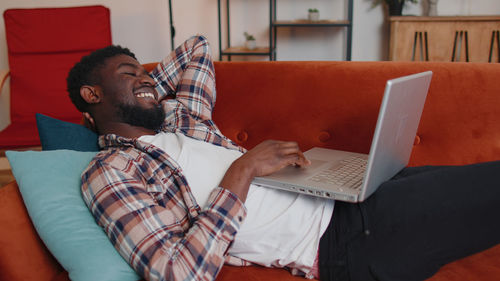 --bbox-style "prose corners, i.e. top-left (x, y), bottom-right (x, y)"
top-left (1, 0), bottom-right (499, 129)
